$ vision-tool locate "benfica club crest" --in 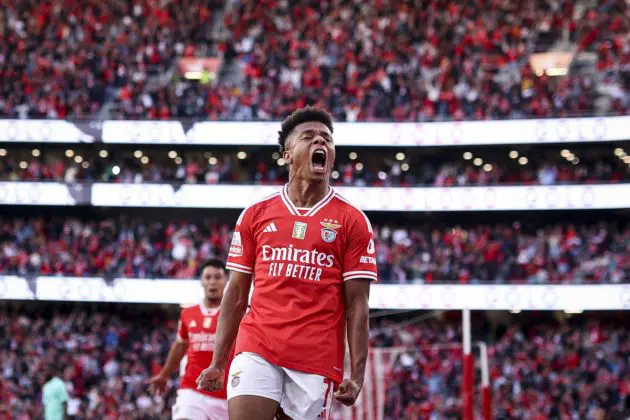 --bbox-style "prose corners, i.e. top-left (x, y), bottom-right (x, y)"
top-left (320, 219), bottom-right (341, 243)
